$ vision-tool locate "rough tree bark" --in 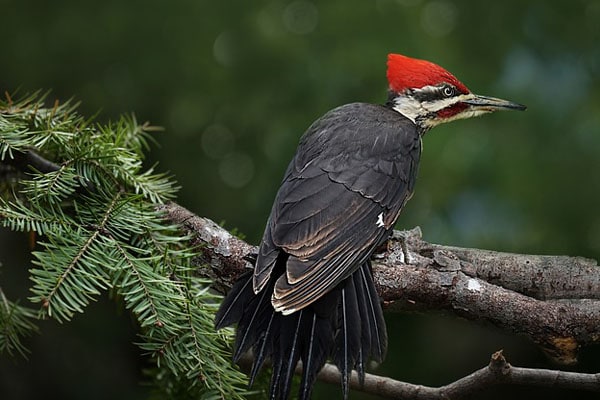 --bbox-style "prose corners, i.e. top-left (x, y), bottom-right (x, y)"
top-left (158, 201), bottom-right (600, 398)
